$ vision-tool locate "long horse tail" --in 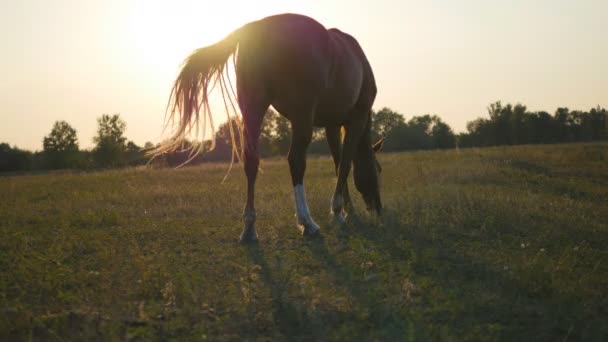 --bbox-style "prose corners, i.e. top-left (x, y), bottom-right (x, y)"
top-left (150, 24), bottom-right (249, 166)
